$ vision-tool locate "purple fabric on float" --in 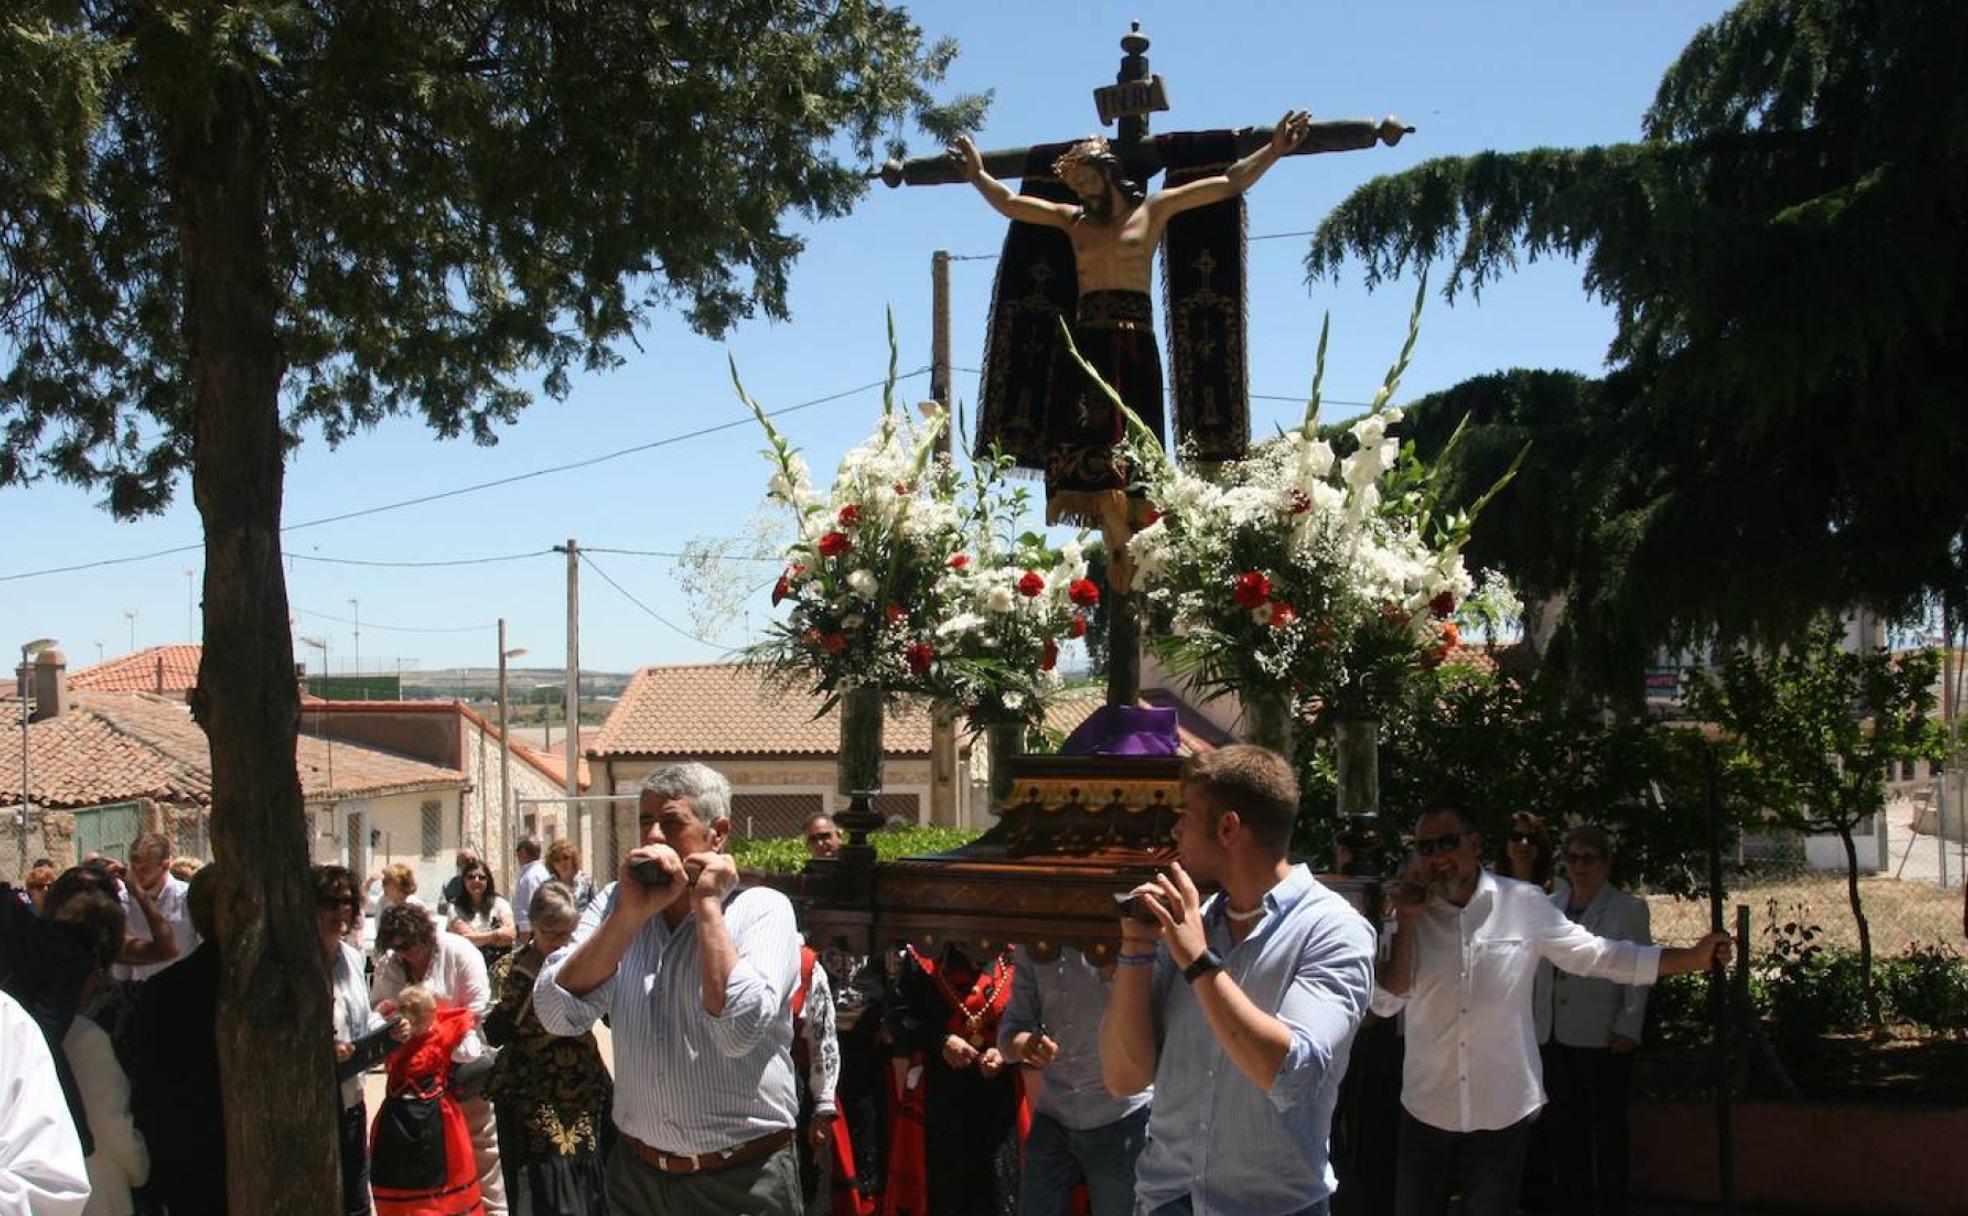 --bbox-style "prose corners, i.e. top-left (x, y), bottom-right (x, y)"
top-left (1059, 705), bottom-right (1180, 756)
